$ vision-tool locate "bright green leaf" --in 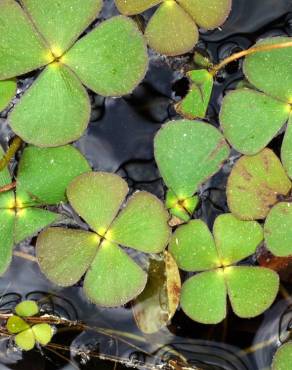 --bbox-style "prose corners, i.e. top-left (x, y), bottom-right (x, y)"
top-left (0, 0), bottom-right (50, 80)
top-left (21, 0), bottom-right (103, 55)
top-left (272, 342), bottom-right (292, 370)
top-left (84, 241), bottom-right (147, 307)
top-left (0, 79), bottom-right (16, 111)
top-left (169, 220), bottom-right (220, 271)
top-left (0, 146), bottom-right (15, 209)
top-left (15, 328), bottom-right (35, 351)
top-left (145, 1), bottom-right (198, 56)
top-left (180, 270), bottom-right (227, 324)
top-left (264, 202), bottom-right (292, 257)
top-left (9, 64), bottom-right (91, 147)
top-left (15, 300), bottom-right (39, 317)
top-left (115, 0), bottom-right (162, 15)
top-left (225, 266), bottom-right (279, 318)
top-left (109, 191), bottom-right (170, 253)
top-left (64, 16), bottom-right (148, 96)
top-left (154, 120), bottom-right (230, 199)
top-left (213, 213), bottom-right (263, 265)
top-left (281, 113), bottom-right (292, 178)
top-left (37, 227), bottom-right (99, 286)
top-left (7, 316), bottom-right (30, 334)
top-left (32, 323), bottom-right (53, 346)
top-left (67, 172), bottom-right (128, 235)
top-left (227, 149), bottom-right (291, 220)
top-left (0, 210), bottom-right (15, 275)
top-left (220, 89), bottom-right (290, 154)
